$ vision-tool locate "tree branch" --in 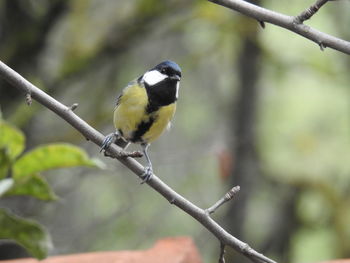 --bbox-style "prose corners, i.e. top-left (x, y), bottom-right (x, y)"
top-left (208, 0), bottom-right (350, 55)
top-left (219, 242), bottom-right (226, 263)
top-left (294, 0), bottom-right (329, 24)
top-left (206, 186), bottom-right (240, 215)
top-left (0, 60), bottom-right (277, 263)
